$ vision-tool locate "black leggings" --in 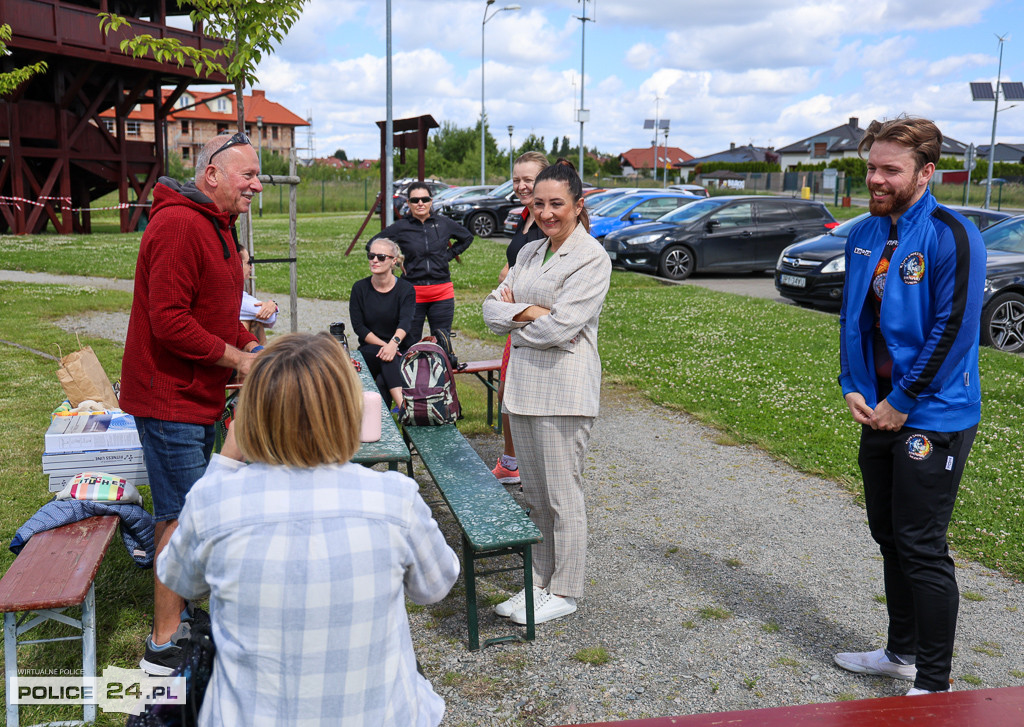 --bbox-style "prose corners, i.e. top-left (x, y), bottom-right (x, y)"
top-left (409, 297), bottom-right (455, 344)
